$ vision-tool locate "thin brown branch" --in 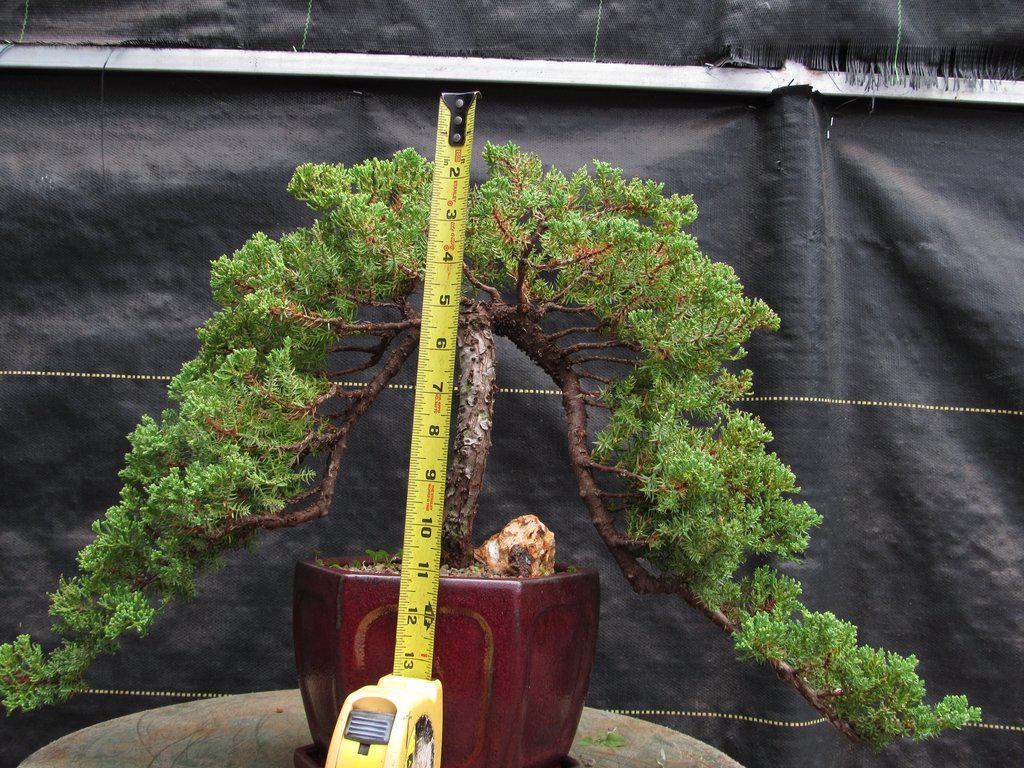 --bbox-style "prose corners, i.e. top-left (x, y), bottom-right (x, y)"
top-left (542, 302), bottom-right (596, 315)
top-left (396, 263), bottom-right (419, 280)
top-left (492, 306), bottom-right (662, 586)
top-left (516, 258), bottom-right (529, 311)
top-left (328, 334), bottom-right (394, 377)
top-left (271, 305), bottom-right (419, 335)
top-left (204, 326), bottom-right (421, 541)
top-left (244, 376), bottom-right (354, 423)
top-left (343, 295), bottom-right (402, 309)
top-left (330, 341), bottom-right (387, 354)
top-left (588, 461), bottom-right (643, 481)
top-left (603, 532), bottom-right (651, 553)
top-left (577, 371), bottom-right (612, 384)
top-left (204, 416), bottom-right (240, 440)
top-left (277, 424), bottom-right (342, 462)
top-left (515, 221), bottom-right (545, 312)
top-left (545, 324), bottom-right (602, 341)
top-left (492, 304), bottom-right (864, 745)
top-left (537, 242), bottom-right (613, 271)
top-left (546, 269), bottom-right (595, 305)
top-left (285, 484), bottom-right (324, 505)
top-left (462, 263), bottom-right (502, 302)
top-left (329, 359), bottom-right (385, 377)
top-left (322, 389), bottom-right (367, 400)
top-left (645, 247), bottom-right (673, 281)
top-left (562, 339), bottom-right (639, 354)
top-left (492, 204), bottom-right (517, 245)
top-left (224, 438), bottom-right (349, 536)
top-left (572, 354), bottom-right (638, 366)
